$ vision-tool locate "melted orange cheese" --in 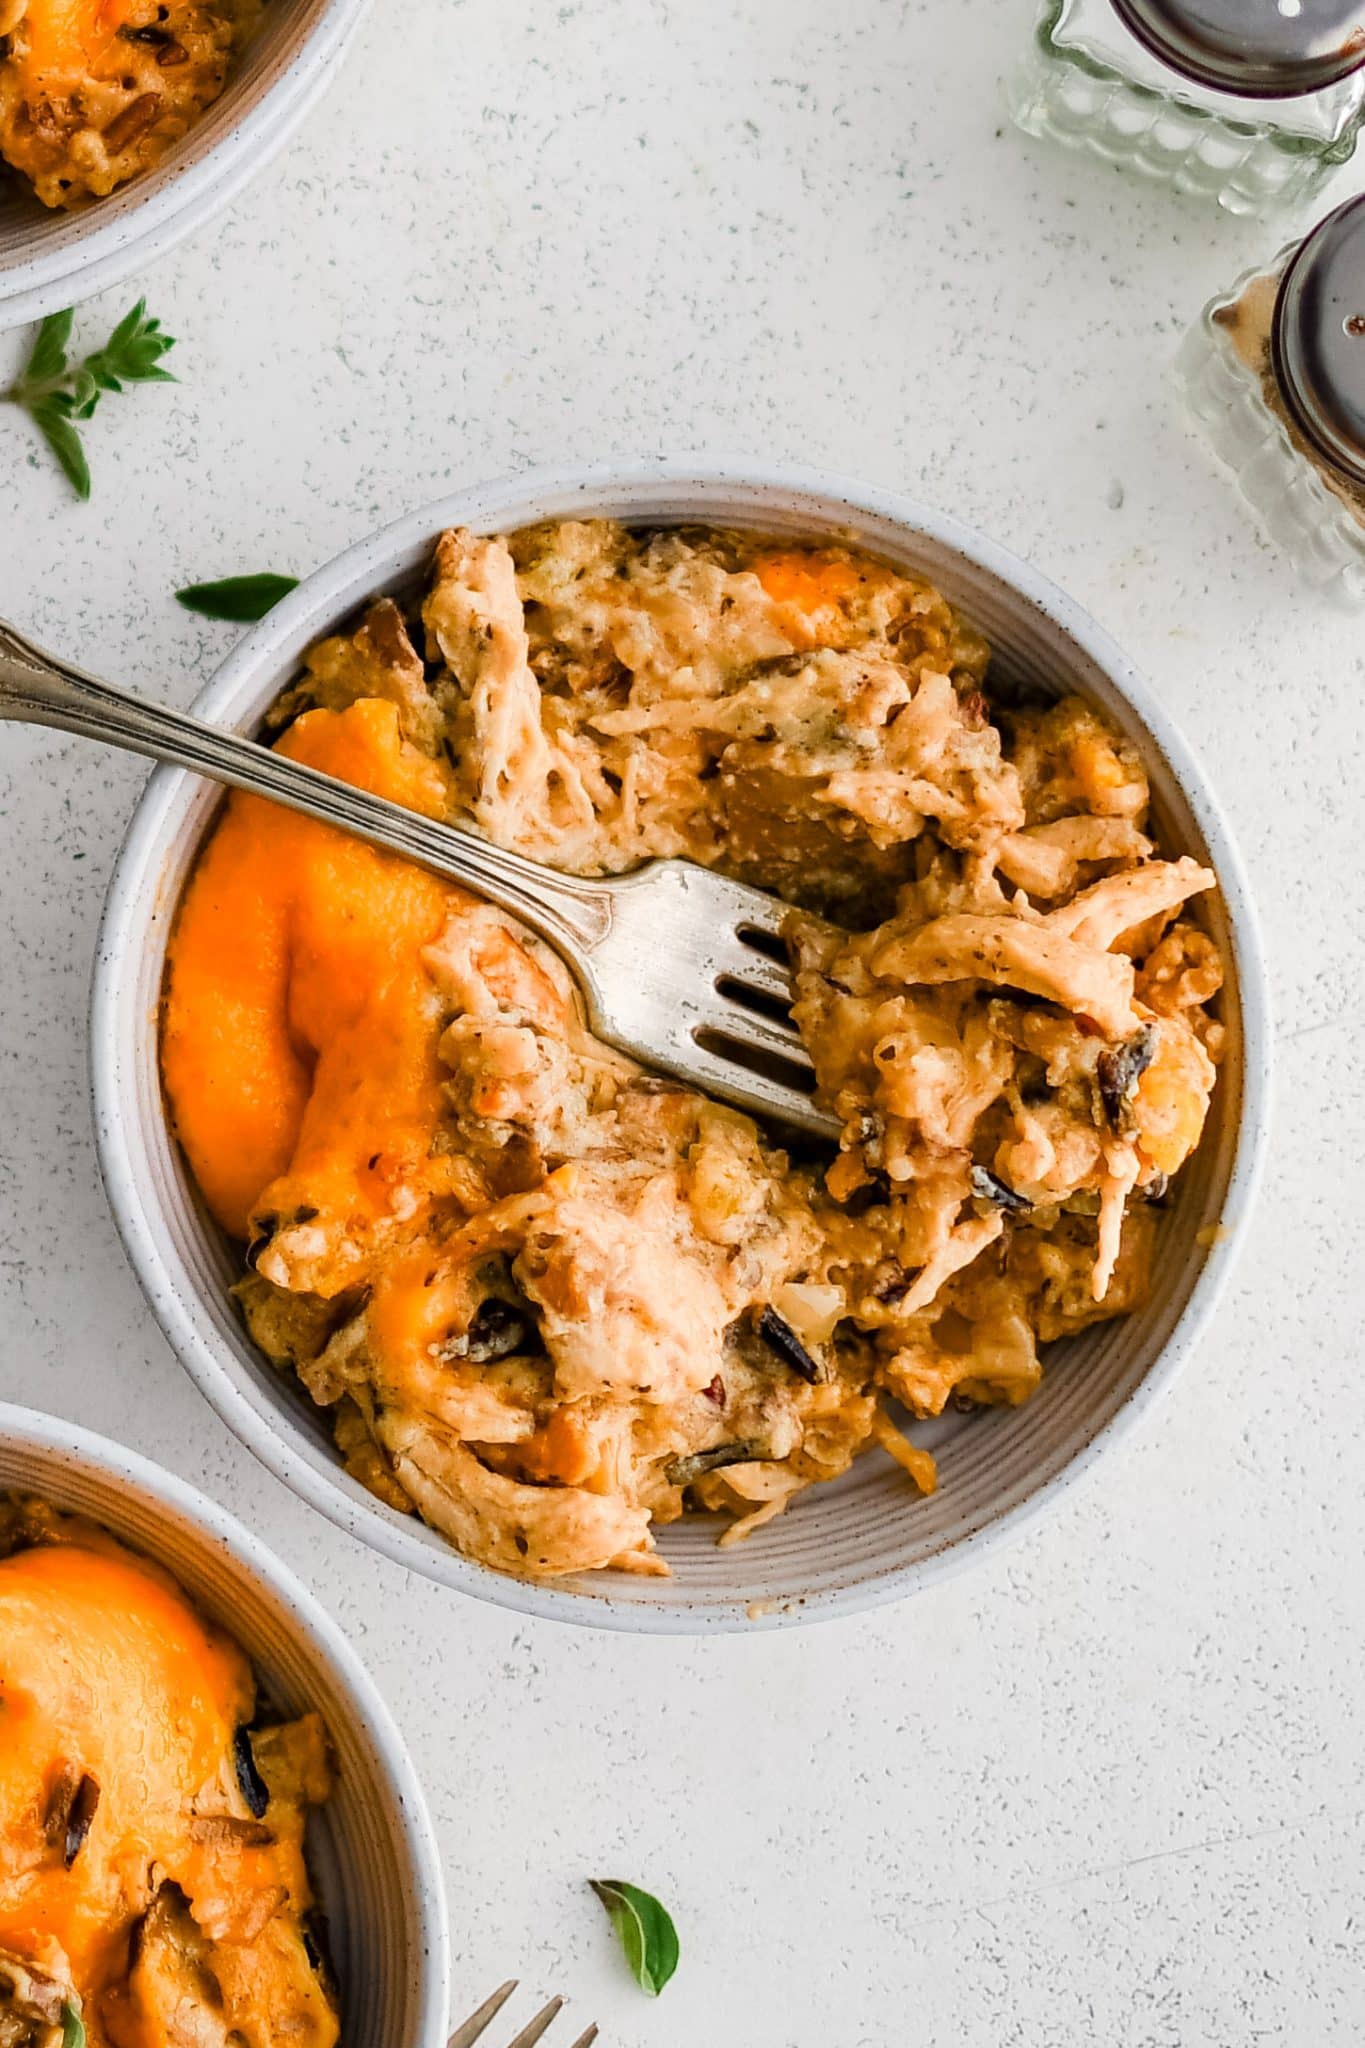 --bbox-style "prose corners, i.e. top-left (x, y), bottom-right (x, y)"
top-left (15, 0), bottom-right (136, 81)
top-left (162, 699), bottom-right (459, 1244)
top-left (750, 548), bottom-right (880, 653)
top-left (1132, 1027), bottom-right (1213, 1178)
top-left (751, 549), bottom-right (861, 612)
top-left (364, 1243), bottom-right (472, 1375)
top-left (0, 1538), bottom-right (250, 2008)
